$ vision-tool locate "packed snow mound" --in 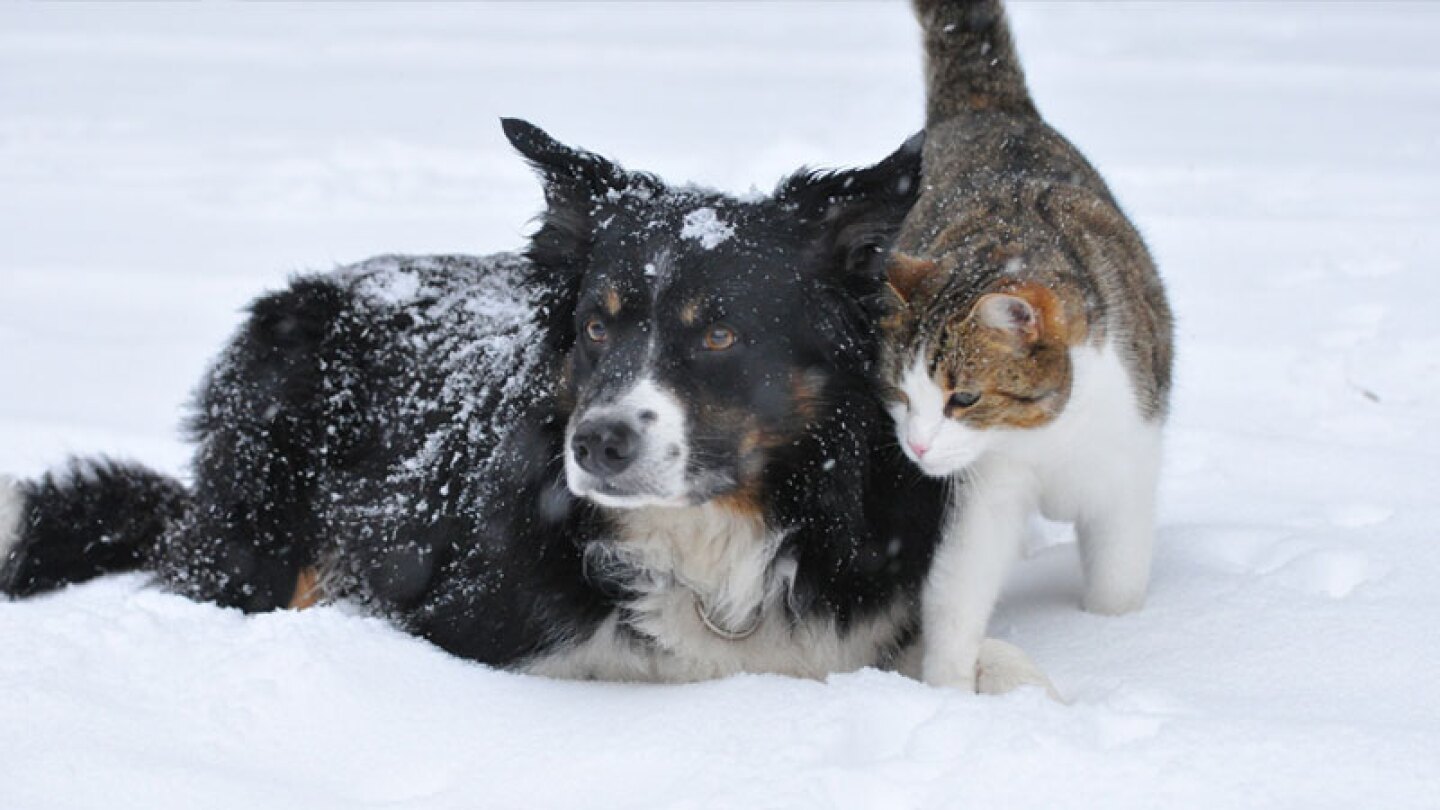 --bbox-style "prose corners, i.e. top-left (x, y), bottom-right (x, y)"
top-left (2, 566), bottom-right (1435, 810)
